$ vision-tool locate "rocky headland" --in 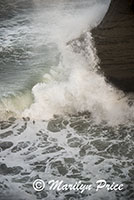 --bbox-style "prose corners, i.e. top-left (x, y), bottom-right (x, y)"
top-left (92, 0), bottom-right (134, 92)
